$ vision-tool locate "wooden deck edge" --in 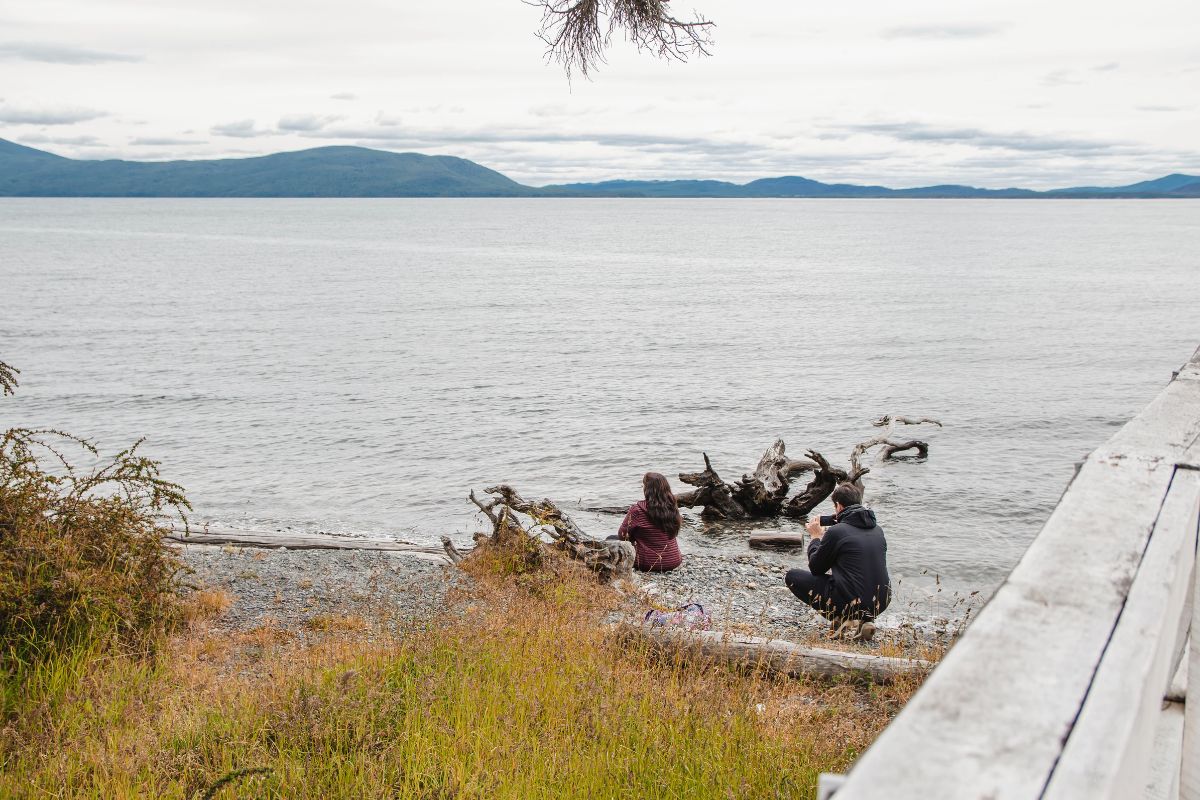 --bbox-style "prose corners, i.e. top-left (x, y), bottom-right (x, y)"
top-left (830, 345), bottom-right (1200, 798)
